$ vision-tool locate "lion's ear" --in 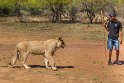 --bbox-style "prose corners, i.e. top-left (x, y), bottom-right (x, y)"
top-left (58, 37), bottom-right (62, 40)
